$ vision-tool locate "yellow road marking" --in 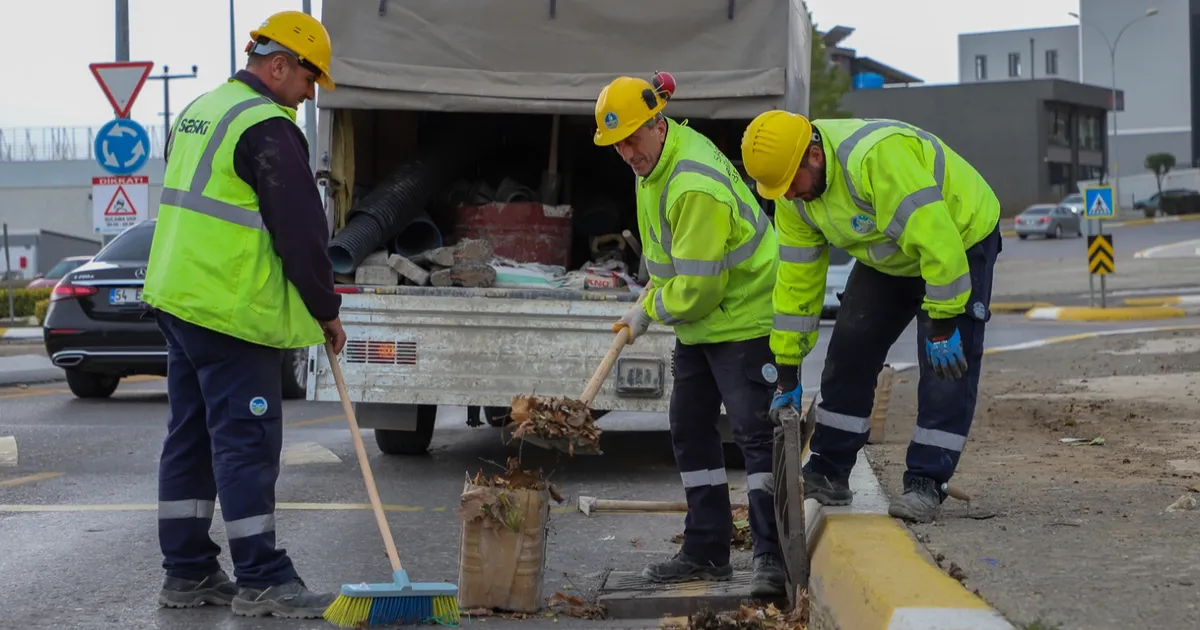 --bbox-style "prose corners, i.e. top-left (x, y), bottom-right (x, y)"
top-left (285, 414), bottom-right (344, 428)
top-left (0, 472), bottom-right (64, 488)
top-left (0, 388), bottom-right (70, 400)
top-left (0, 502), bottom-right (582, 514)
